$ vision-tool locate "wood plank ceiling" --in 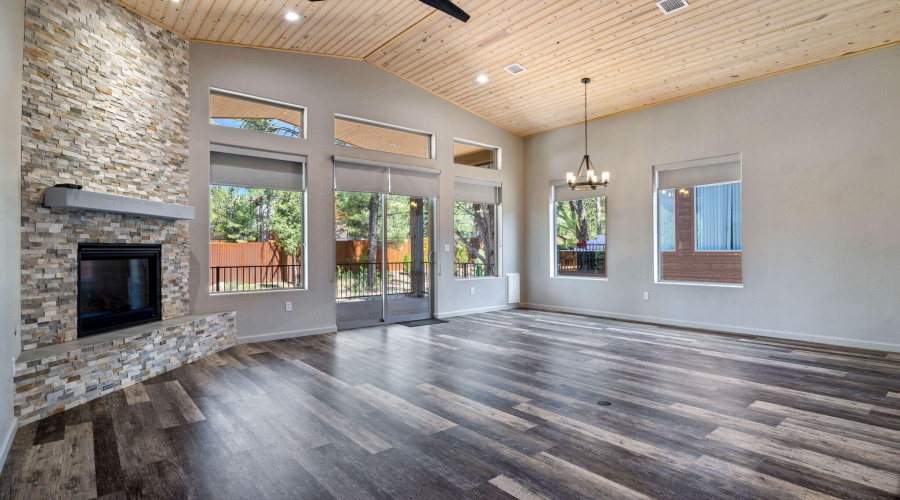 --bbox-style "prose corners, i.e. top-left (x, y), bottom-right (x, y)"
top-left (116, 0), bottom-right (900, 136)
